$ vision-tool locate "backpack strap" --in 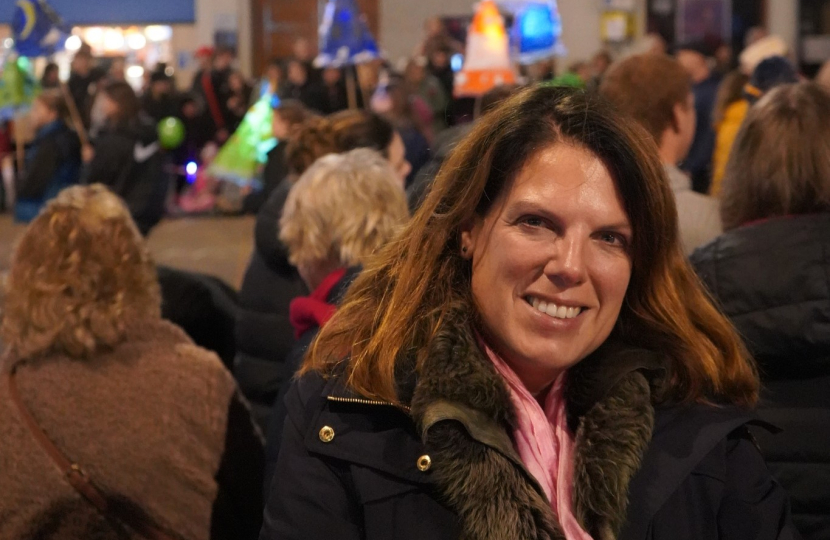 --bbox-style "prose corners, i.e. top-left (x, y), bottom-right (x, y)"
top-left (6, 364), bottom-right (182, 540)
